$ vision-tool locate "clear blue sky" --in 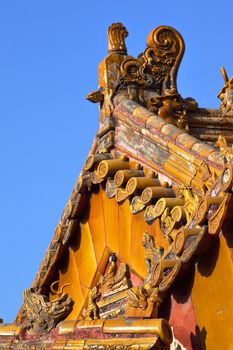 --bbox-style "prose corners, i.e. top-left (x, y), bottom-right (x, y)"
top-left (0, 1), bottom-right (233, 323)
